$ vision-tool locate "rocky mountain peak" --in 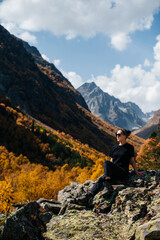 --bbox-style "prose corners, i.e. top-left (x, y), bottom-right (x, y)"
top-left (78, 82), bottom-right (149, 131)
top-left (80, 81), bottom-right (97, 90)
top-left (78, 81), bottom-right (110, 98)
